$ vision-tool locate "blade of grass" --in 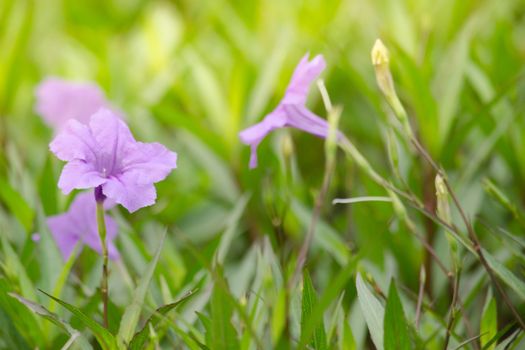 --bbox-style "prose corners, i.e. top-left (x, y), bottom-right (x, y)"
top-left (117, 231), bottom-right (166, 346)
